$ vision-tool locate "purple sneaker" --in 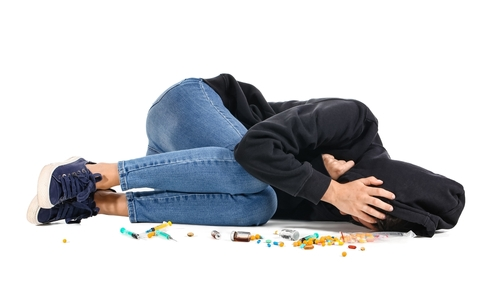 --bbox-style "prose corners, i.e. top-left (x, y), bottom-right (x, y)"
top-left (27, 195), bottom-right (100, 225)
top-left (37, 156), bottom-right (102, 209)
